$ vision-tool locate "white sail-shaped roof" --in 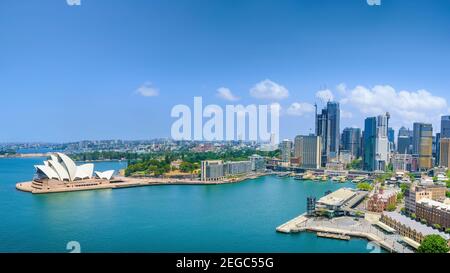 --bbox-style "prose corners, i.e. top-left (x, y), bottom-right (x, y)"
top-left (47, 159), bottom-right (70, 181)
top-left (50, 154), bottom-right (58, 163)
top-left (34, 153), bottom-right (112, 182)
top-left (95, 170), bottom-right (115, 180)
top-left (75, 164), bottom-right (94, 180)
top-left (35, 165), bottom-right (60, 180)
top-left (56, 153), bottom-right (77, 181)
